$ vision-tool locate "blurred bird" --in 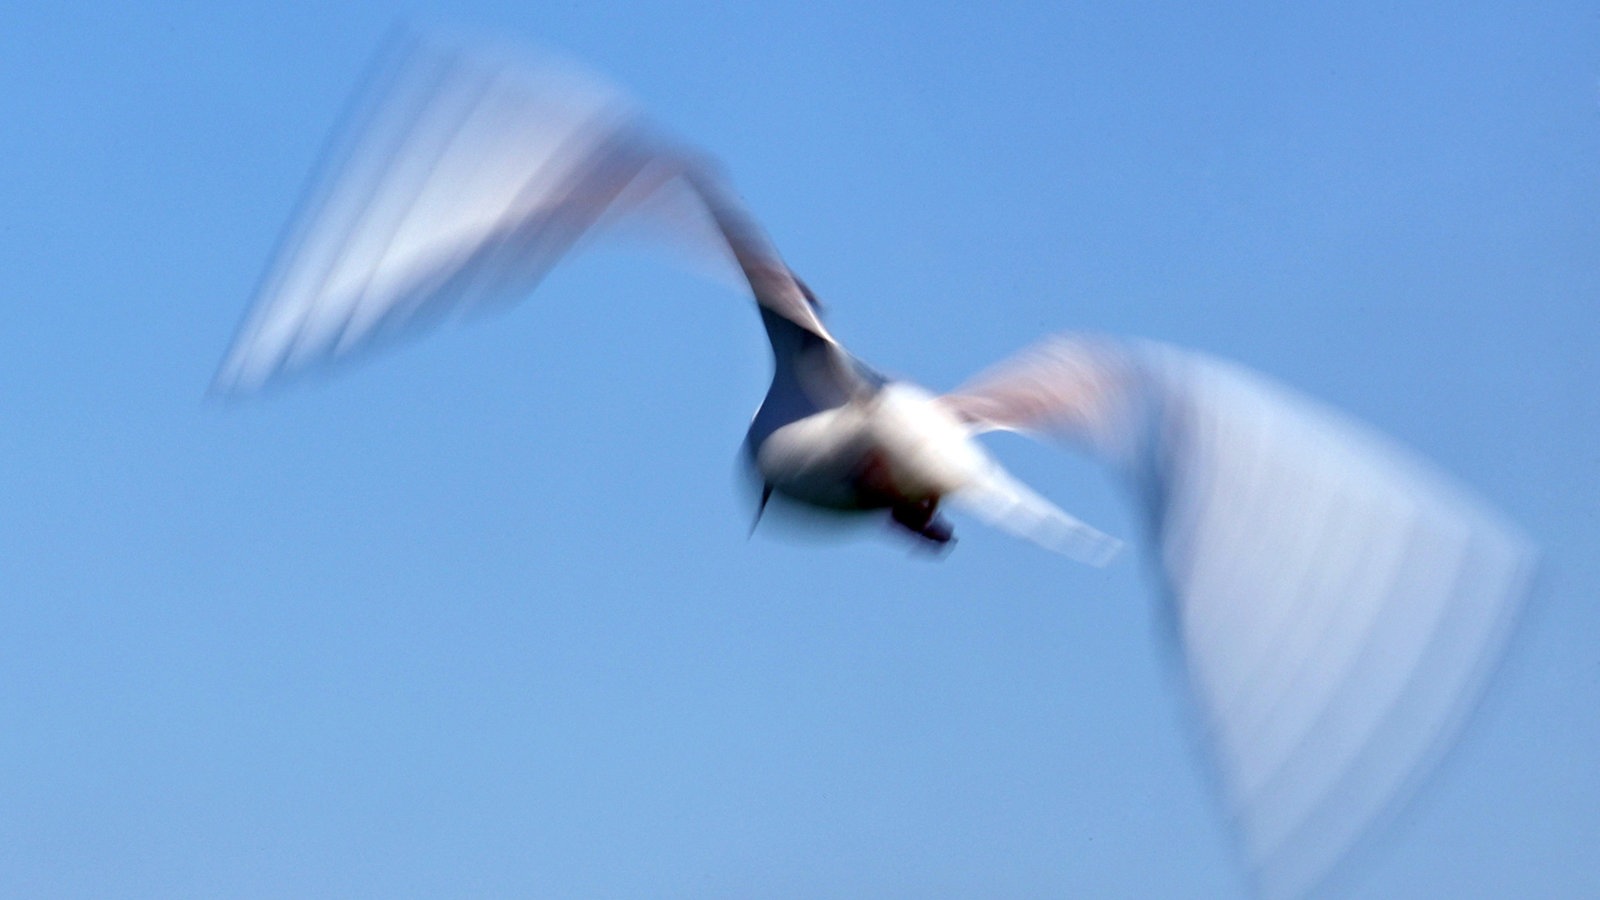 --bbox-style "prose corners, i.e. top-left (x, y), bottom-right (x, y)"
top-left (215, 35), bottom-right (1536, 899)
